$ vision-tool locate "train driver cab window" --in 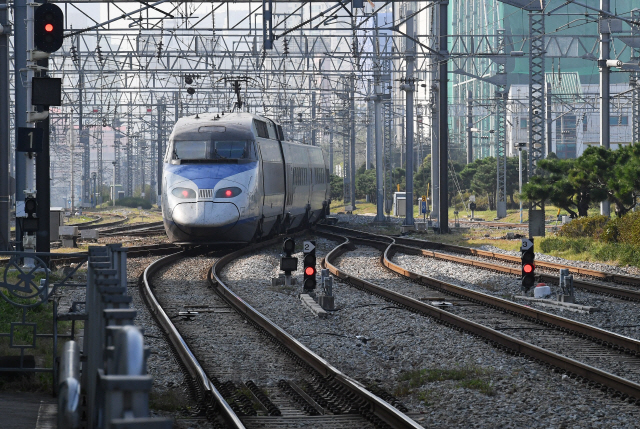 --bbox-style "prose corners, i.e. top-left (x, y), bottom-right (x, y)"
top-left (173, 140), bottom-right (209, 160)
top-left (172, 139), bottom-right (257, 163)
